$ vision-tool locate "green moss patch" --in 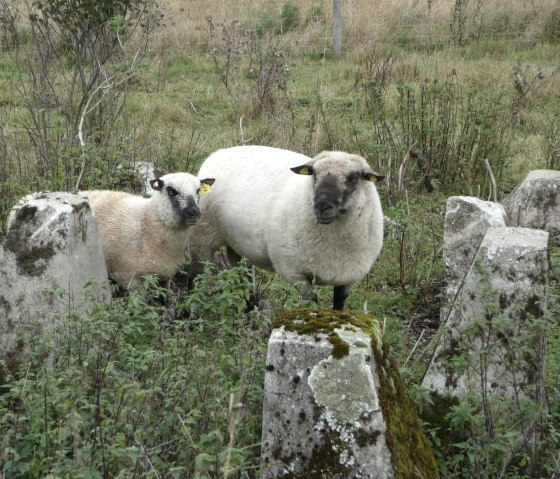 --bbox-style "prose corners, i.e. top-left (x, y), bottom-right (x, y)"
top-left (373, 341), bottom-right (440, 478)
top-left (273, 308), bottom-right (381, 359)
